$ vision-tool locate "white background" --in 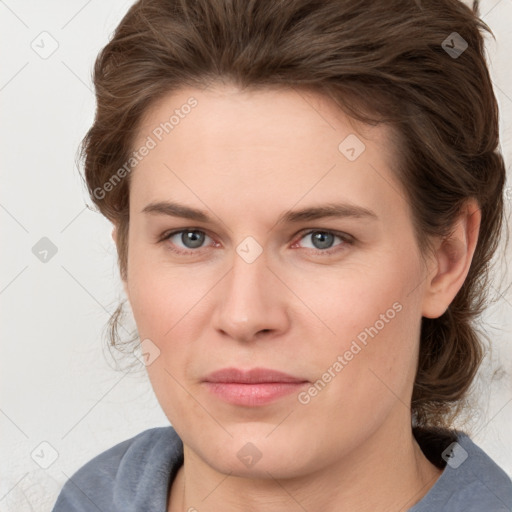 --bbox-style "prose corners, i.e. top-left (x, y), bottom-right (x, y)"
top-left (0, 1), bottom-right (511, 510)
